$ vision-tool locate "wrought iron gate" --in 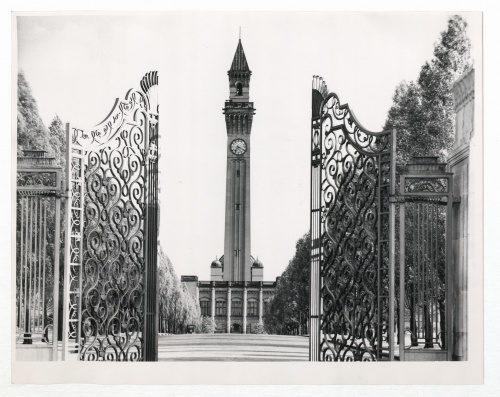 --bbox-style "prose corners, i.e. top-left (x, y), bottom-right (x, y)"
top-left (310, 76), bottom-right (396, 361)
top-left (310, 76), bottom-right (457, 362)
top-left (16, 150), bottom-right (62, 360)
top-left (398, 156), bottom-right (453, 361)
top-left (63, 72), bottom-right (159, 361)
